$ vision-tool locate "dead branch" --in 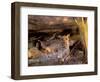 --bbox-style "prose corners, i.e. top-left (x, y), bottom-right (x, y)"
top-left (47, 33), bottom-right (56, 41)
top-left (29, 36), bottom-right (41, 41)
